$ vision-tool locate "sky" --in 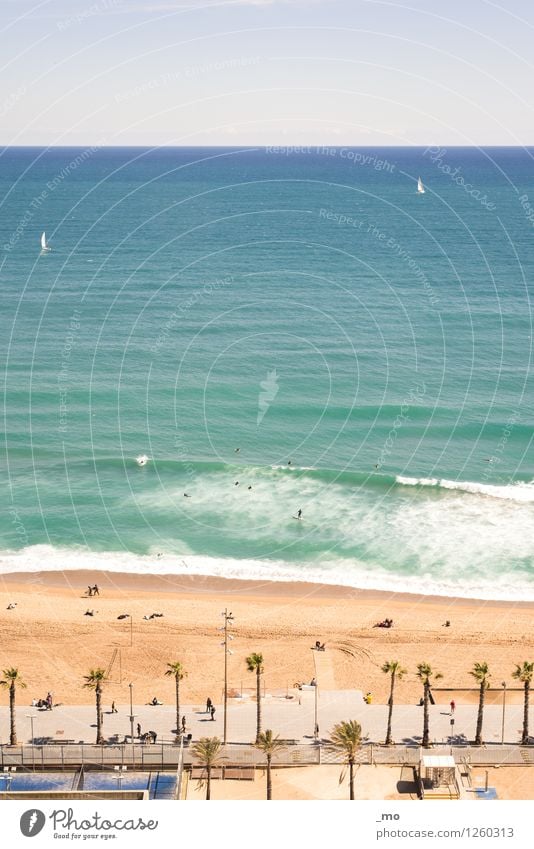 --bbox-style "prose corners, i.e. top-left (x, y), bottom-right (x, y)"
top-left (1, 0), bottom-right (534, 145)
